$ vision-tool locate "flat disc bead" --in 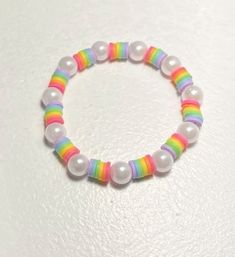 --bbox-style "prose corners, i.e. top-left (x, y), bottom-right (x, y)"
top-left (91, 41), bottom-right (108, 62)
top-left (177, 122), bottom-right (200, 144)
top-left (128, 41), bottom-right (147, 62)
top-left (152, 150), bottom-right (174, 174)
top-left (161, 56), bottom-right (181, 77)
top-left (44, 122), bottom-right (66, 145)
top-left (181, 85), bottom-right (203, 104)
top-left (110, 162), bottom-right (132, 185)
top-left (58, 56), bottom-right (77, 77)
top-left (41, 88), bottom-right (63, 106)
top-left (67, 154), bottom-right (89, 177)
